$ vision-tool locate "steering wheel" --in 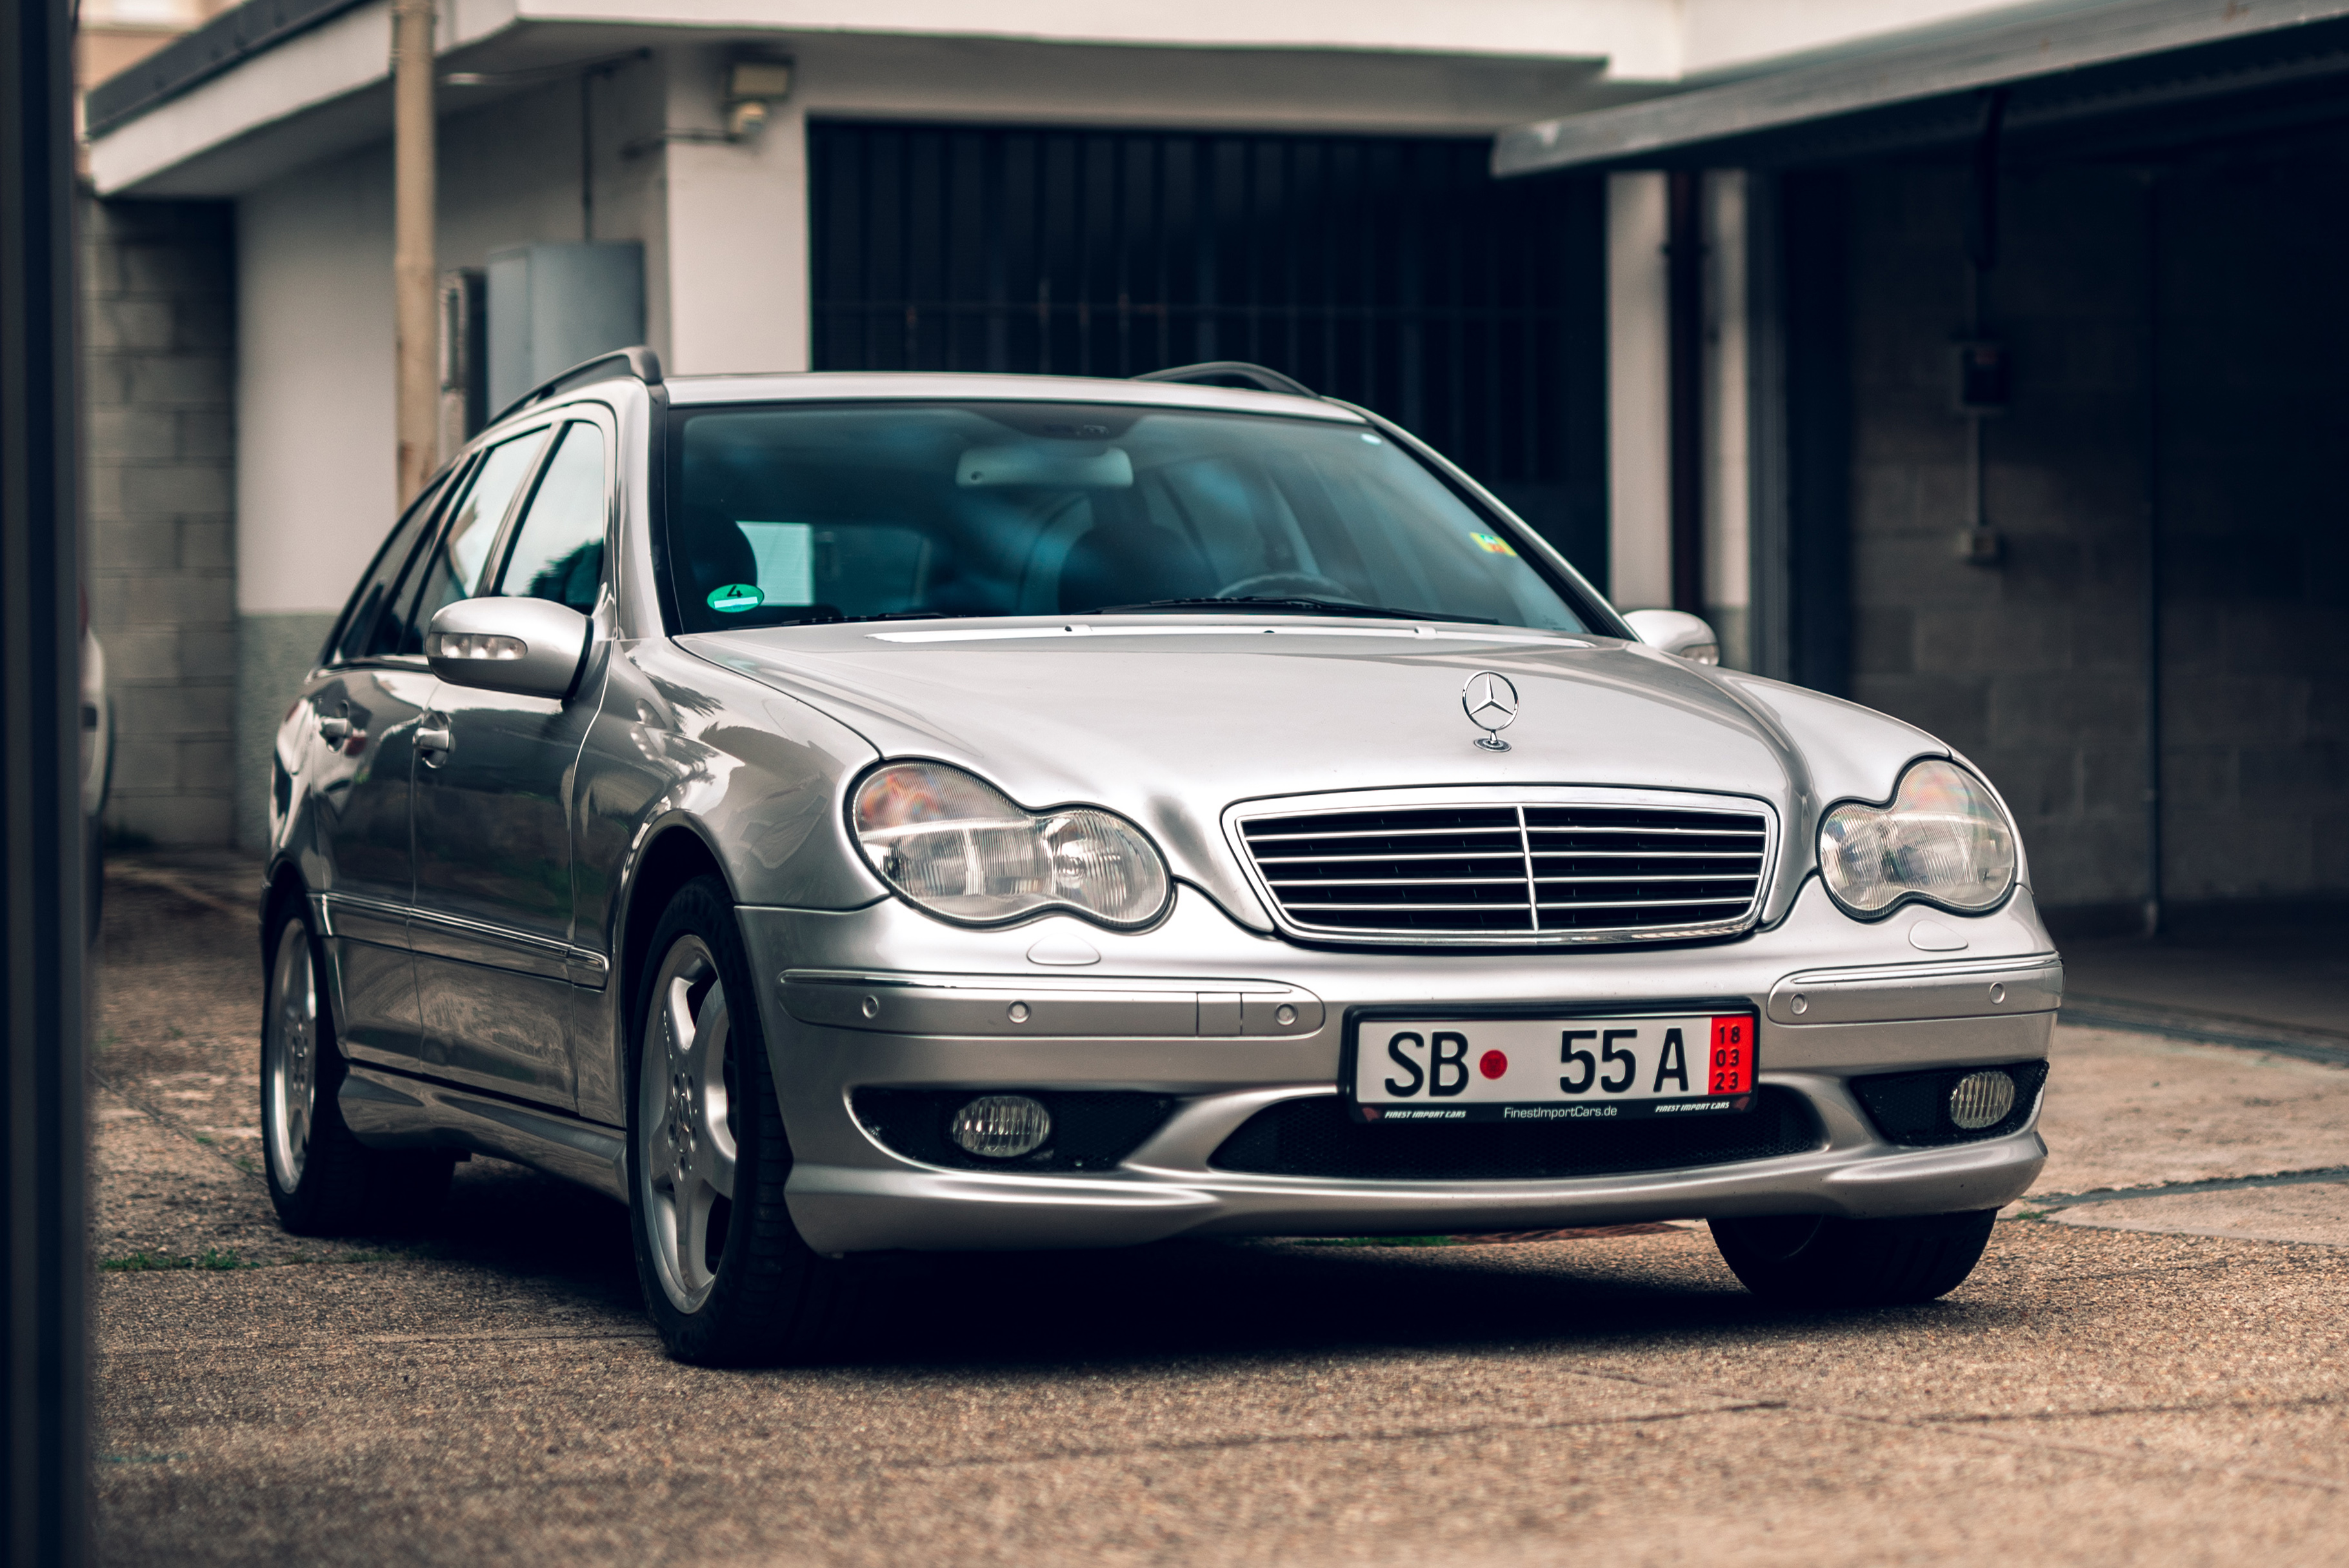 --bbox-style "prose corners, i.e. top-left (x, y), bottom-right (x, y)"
top-left (1215, 571), bottom-right (1355, 602)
